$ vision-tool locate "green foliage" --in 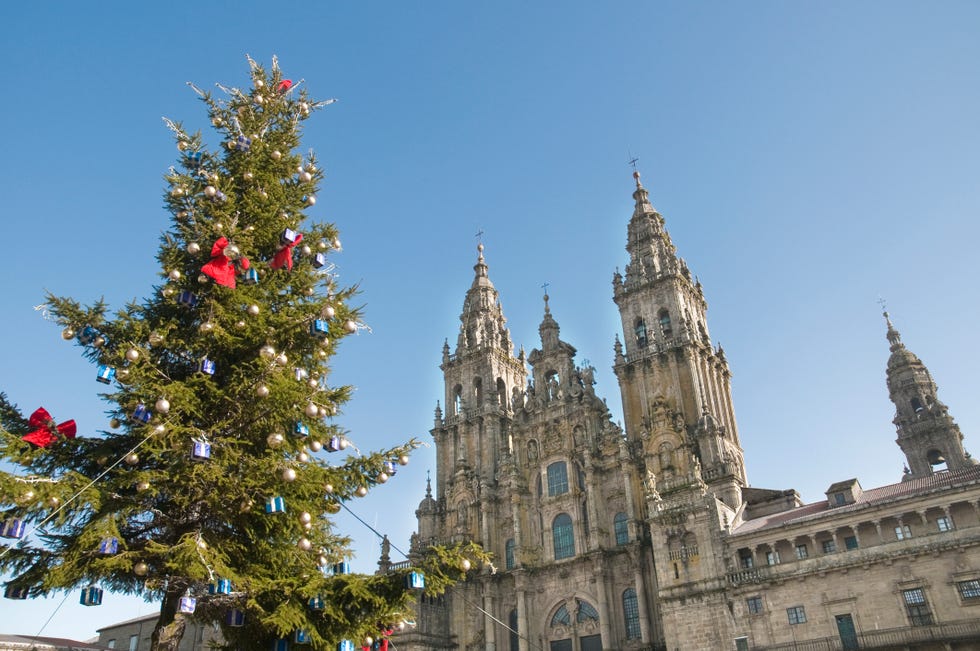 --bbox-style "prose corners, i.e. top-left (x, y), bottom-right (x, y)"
top-left (0, 57), bottom-right (478, 650)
